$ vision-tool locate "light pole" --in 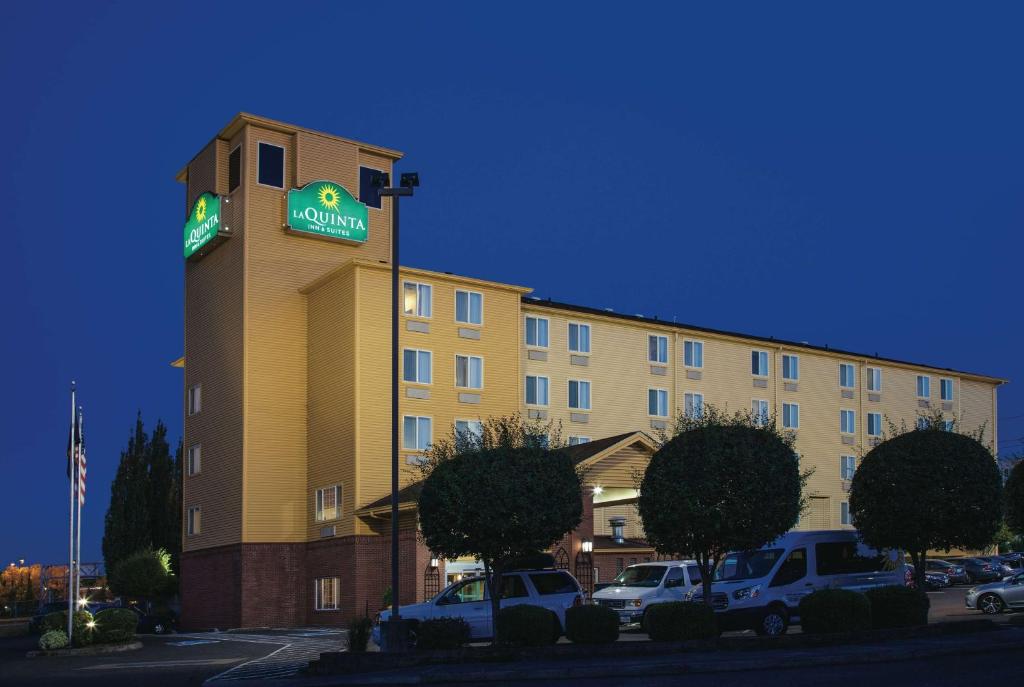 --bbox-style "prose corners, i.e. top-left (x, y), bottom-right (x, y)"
top-left (375, 170), bottom-right (419, 652)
